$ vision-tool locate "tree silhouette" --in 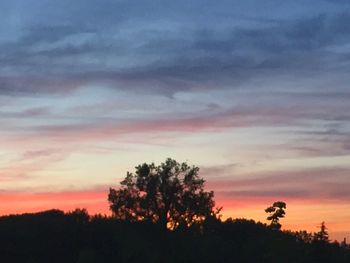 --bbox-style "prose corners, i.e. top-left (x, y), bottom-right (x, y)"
top-left (294, 230), bottom-right (313, 243)
top-left (1, 207), bottom-right (350, 262)
top-left (313, 221), bottom-right (329, 243)
top-left (108, 158), bottom-right (219, 230)
top-left (265, 201), bottom-right (286, 230)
